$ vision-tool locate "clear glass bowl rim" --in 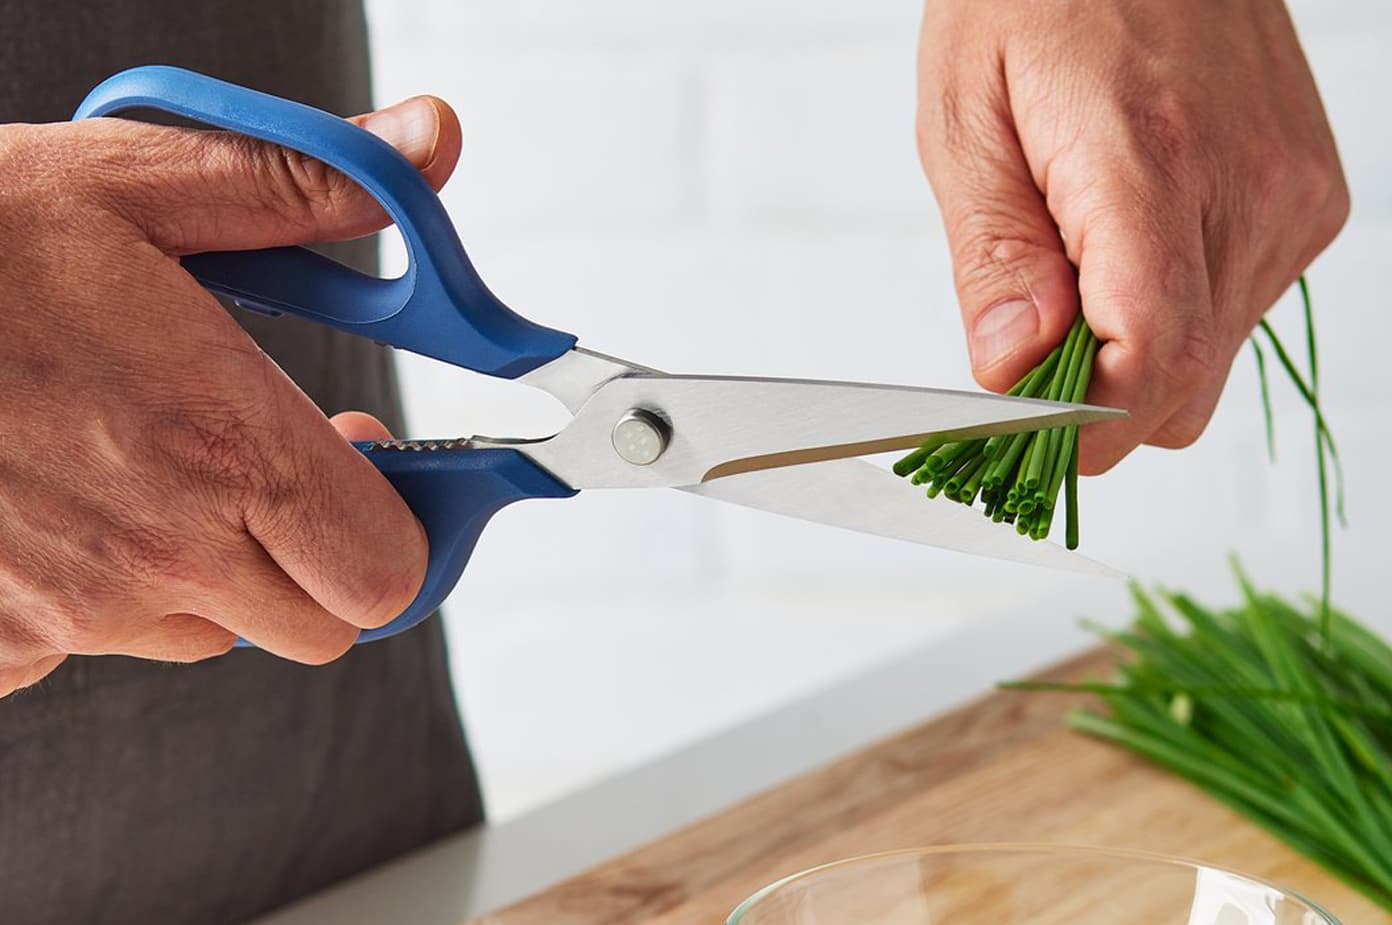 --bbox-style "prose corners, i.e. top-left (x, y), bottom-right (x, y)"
top-left (725, 842), bottom-right (1341, 924)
